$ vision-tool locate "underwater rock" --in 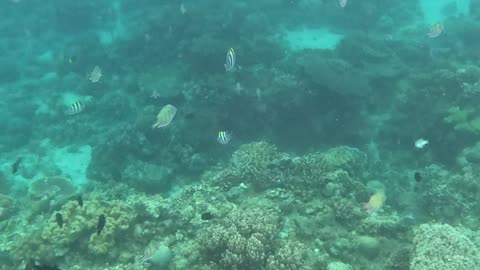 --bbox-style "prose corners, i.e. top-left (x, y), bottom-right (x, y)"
top-left (121, 161), bottom-right (173, 193)
top-left (149, 244), bottom-right (172, 268)
top-left (0, 171), bottom-right (11, 194)
top-left (29, 176), bottom-right (77, 209)
top-left (355, 235), bottom-right (380, 259)
top-left (298, 52), bottom-right (372, 97)
top-left (0, 194), bottom-right (14, 221)
top-left (327, 261), bottom-right (352, 270)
